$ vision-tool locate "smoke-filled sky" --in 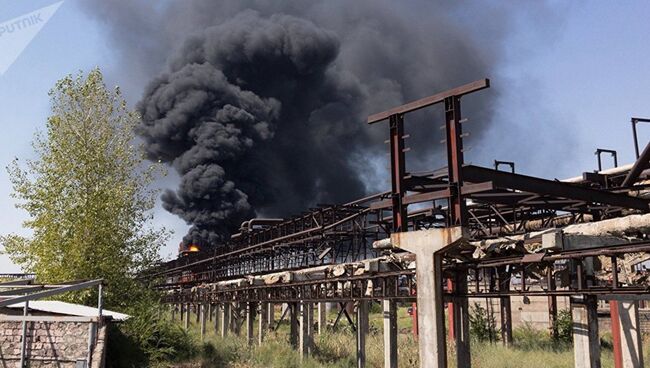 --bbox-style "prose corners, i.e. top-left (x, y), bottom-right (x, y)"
top-left (2, 1), bottom-right (650, 269)
top-left (80, 0), bottom-right (563, 247)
